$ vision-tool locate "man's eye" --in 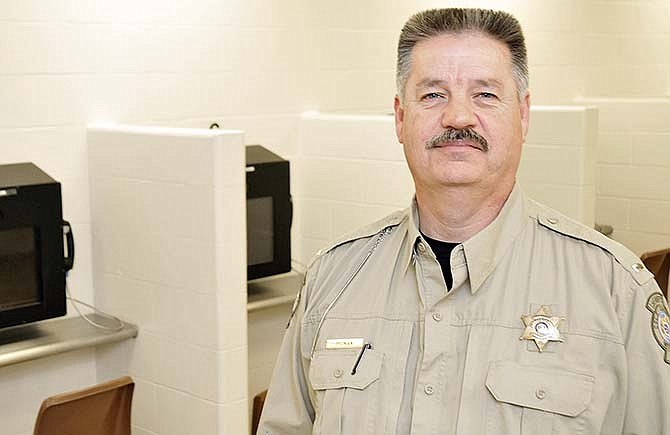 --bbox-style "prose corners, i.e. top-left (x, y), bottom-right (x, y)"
top-left (421, 92), bottom-right (443, 101)
top-left (477, 92), bottom-right (497, 99)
